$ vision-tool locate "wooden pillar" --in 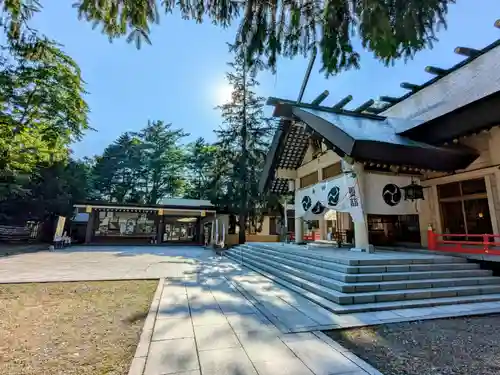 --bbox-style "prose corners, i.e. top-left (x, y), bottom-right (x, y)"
top-left (351, 163), bottom-right (370, 251)
top-left (156, 214), bottom-right (164, 244)
top-left (295, 217), bottom-right (304, 243)
top-left (85, 210), bottom-right (95, 244)
top-left (317, 167), bottom-right (326, 240)
top-left (197, 218), bottom-right (203, 244)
